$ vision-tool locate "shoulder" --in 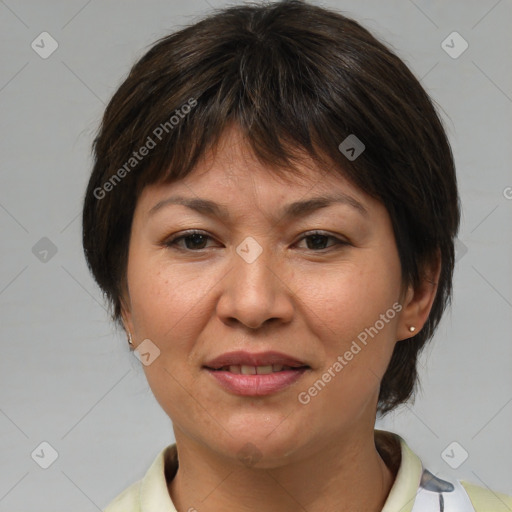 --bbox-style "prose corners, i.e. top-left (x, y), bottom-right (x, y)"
top-left (102, 444), bottom-right (178, 512)
top-left (377, 430), bottom-right (512, 512)
top-left (103, 480), bottom-right (141, 512)
top-left (415, 468), bottom-right (512, 512)
top-left (460, 479), bottom-right (512, 512)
